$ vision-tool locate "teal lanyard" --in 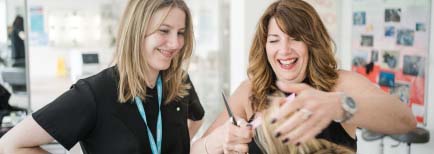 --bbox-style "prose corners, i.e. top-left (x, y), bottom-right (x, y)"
top-left (135, 75), bottom-right (162, 154)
